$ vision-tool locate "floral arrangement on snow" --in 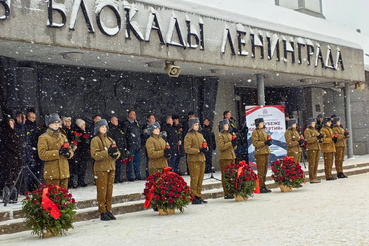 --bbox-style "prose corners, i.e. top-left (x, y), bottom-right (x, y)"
top-left (224, 160), bottom-right (258, 199)
top-left (22, 184), bottom-right (76, 238)
top-left (143, 167), bottom-right (193, 213)
top-left (271, 156), bottom-right (305, 188)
